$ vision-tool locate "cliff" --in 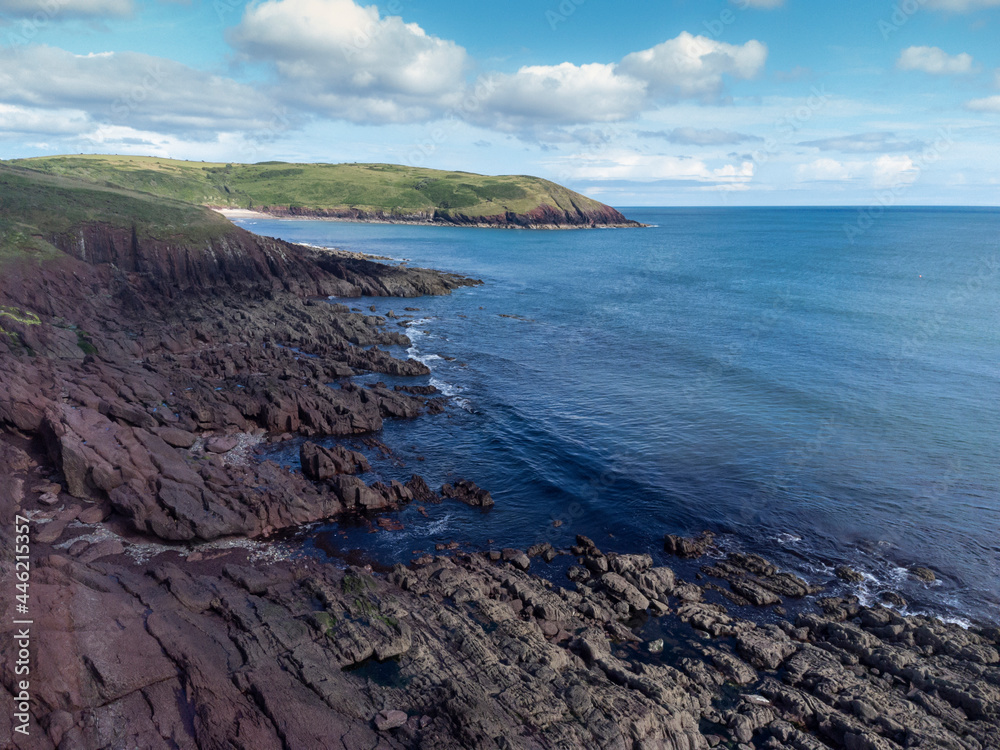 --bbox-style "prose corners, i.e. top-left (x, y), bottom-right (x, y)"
top-left (263, 200), bottom-right (638, 228)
